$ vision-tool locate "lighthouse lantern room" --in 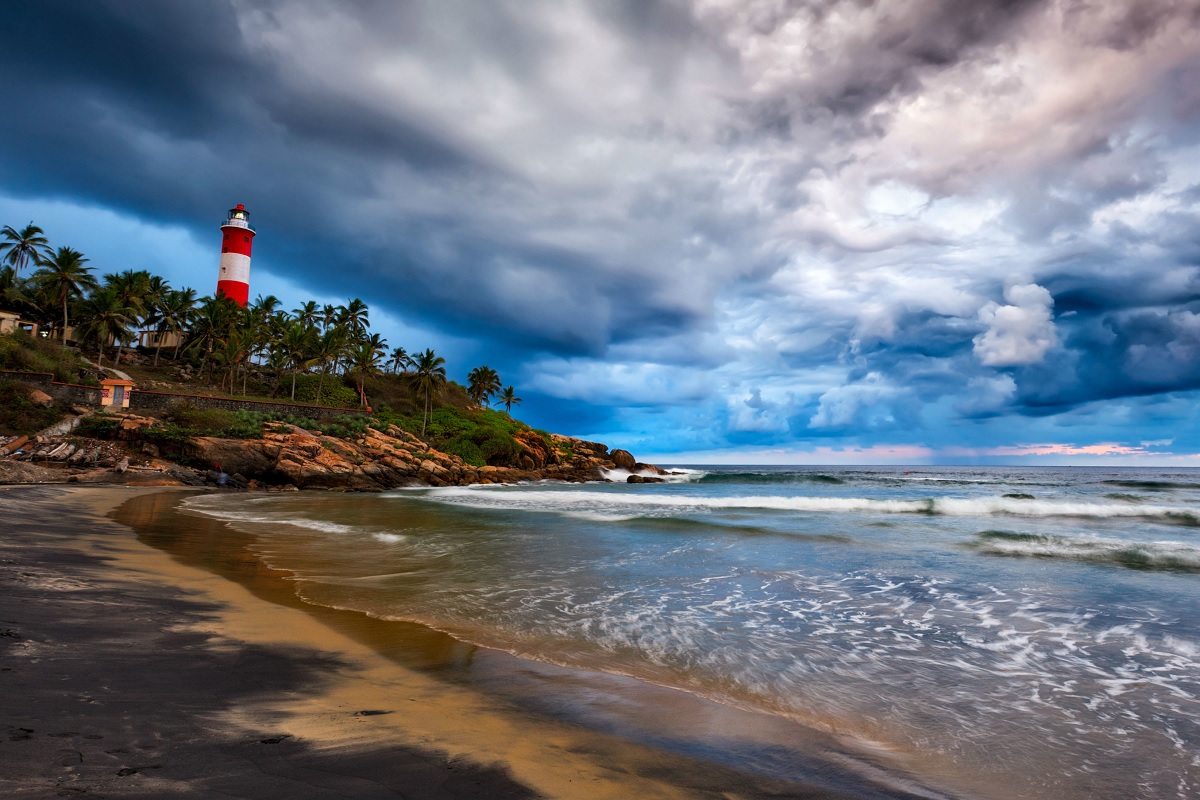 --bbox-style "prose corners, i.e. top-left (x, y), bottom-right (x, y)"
top-left (216, 203), bottom-right (255, 306)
